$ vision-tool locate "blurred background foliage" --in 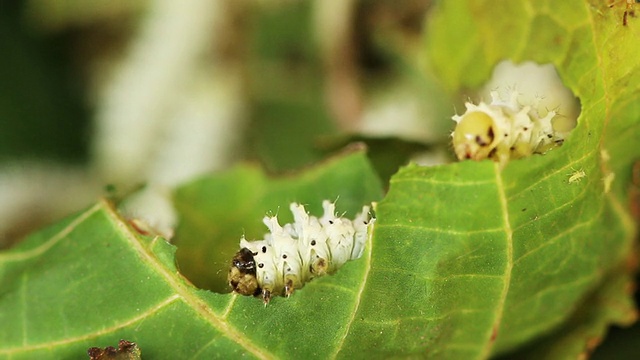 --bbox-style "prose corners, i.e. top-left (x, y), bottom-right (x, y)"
top-left (0, 0), bottom-right (636, 357)
top-left (0, 0), bottom-right (451, 247)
